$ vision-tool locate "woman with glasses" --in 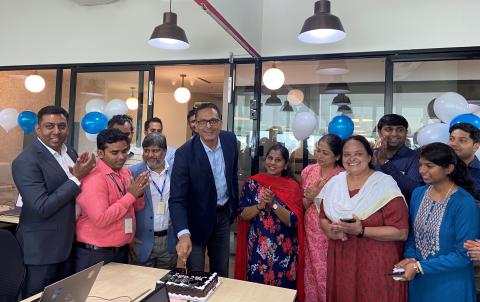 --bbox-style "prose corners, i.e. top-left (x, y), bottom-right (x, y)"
top-left (235, 143), bottom-right (305, 302)
top-left (395, 143), bottom-right (479, 302)
top-left (301, 134), bottom-right (343, 302)
top-left (319, 135), bottom-right (408, 302)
